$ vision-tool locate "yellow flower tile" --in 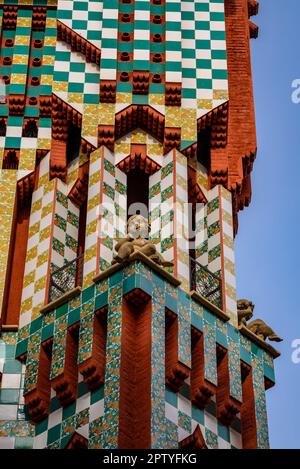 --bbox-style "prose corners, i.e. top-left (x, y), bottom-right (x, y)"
top-left (42, 55), bottom-right (55, 66)
top-left (37, 251), bottom-right (49, 267)
top-left (20, 296), bottom-right (32, 315)
top-left (29, 221), bottom-right (40, 238)
top-left (68, 92), bottom-right (83, 104)
top-left (23, 271), bottom-right (35, 288)
top-left (131, 130), bottom-right (146, 144)
top-left (37, 138), bottom-right (51, 150)
top-left (213, 90), bottom-right (229, 101)
top-left (84, 244), bottom-right (97, 261)
top-left (40, 226), bottom-right (51, 242)
top-left (41, 203), bottom-right (53, 218)
top-left (89, 171), bottom-right (101, 186)
top-left (52, 82), bottom-right (68, 93)
top-left (10, 74), bottom-right (26, 85)
top-left (32, 305), bottom-right (43, 321)
top-left (17, 18), bottom-right (31, 27)
top-left (88, 194), bottom-right (100, 211)
top-left (44, 37), bottom-right (57, 47)
top-left (197, 99), bottom-right (213, 110)
top-left (26, 246), bottom-right (37, 262)
top-left (149, 94), bottom-right (164, 105)
top-left (41, 75), bottom-right (53, 86)
top-left (116, 92), bottom-right (132, 104)
top-left (34, 276), bottom-right (46, 293)
top-left (86, 219), bottom-right (98, 236)
top-left (165, 107), bottom-right (181, 127)
top-left (31, 198), bottom-right (42, 214)
top-left (14, 36), bottom-right (30, 46)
